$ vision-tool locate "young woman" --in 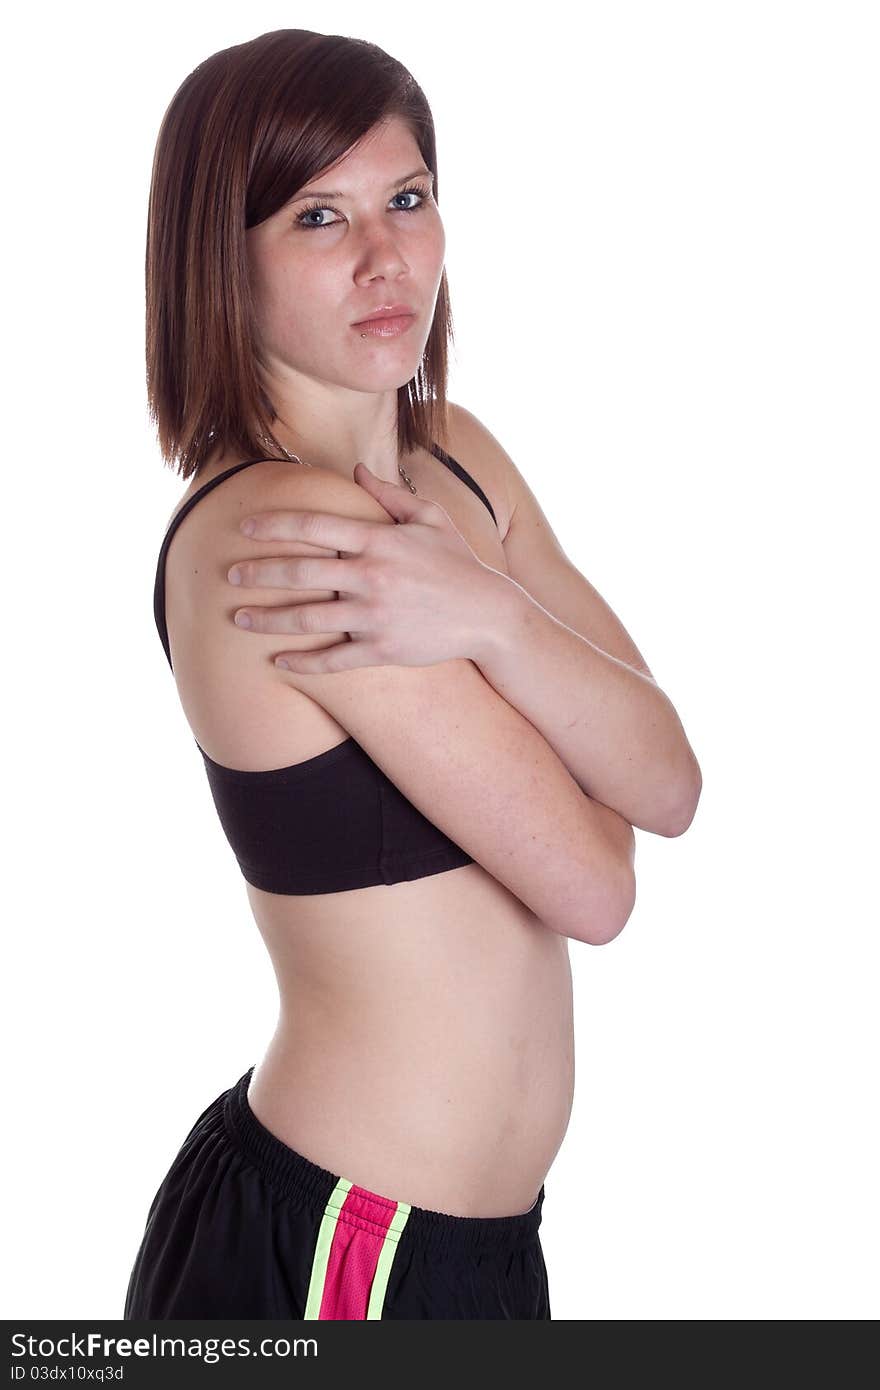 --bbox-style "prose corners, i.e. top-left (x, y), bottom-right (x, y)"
top-left (124, 28), bottom-right (701, 1321)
